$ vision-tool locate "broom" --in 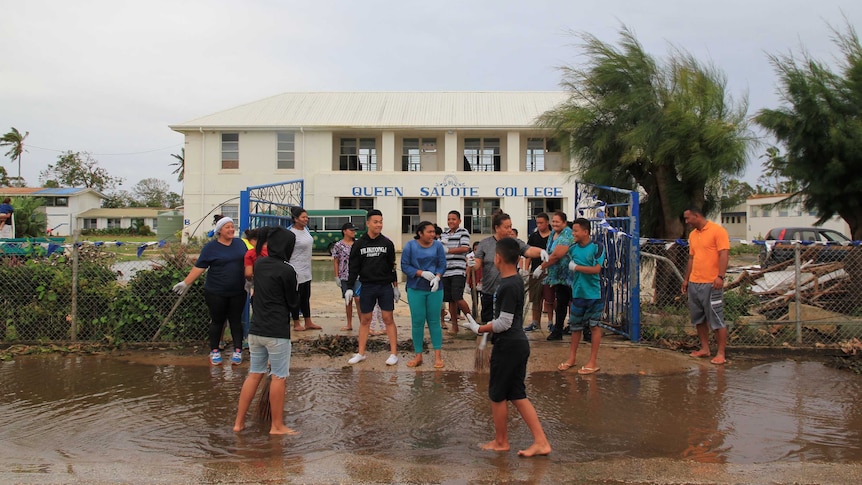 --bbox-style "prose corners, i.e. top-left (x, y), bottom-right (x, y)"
top-left (474, 332), bottom-right (490, 371)
top-left (255, 372), bottom-right (272, 422)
